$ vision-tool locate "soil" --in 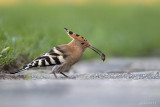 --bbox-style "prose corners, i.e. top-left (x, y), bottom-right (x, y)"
top-left (0, 55), bottom-right (30, 74)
